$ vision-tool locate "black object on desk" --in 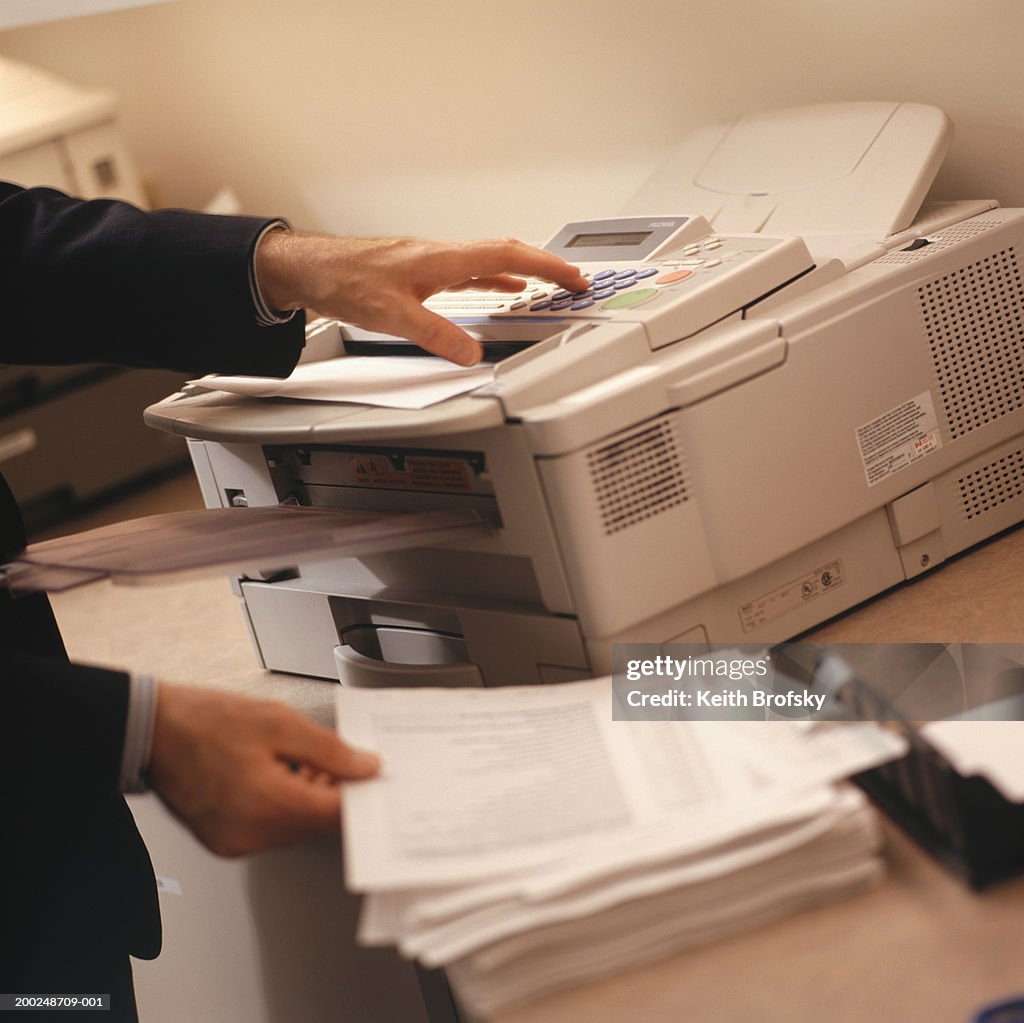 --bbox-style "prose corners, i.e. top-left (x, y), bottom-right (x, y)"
top-left (973, 995), bottom-right (1024, 1023)
top-left (811, 651), bottom-right (1024, 890)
